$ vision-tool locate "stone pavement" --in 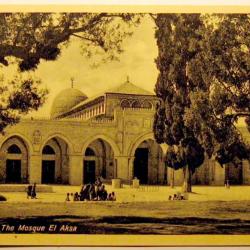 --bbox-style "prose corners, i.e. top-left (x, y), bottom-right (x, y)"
top-left (1, 185), bottom-right (250, 203)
